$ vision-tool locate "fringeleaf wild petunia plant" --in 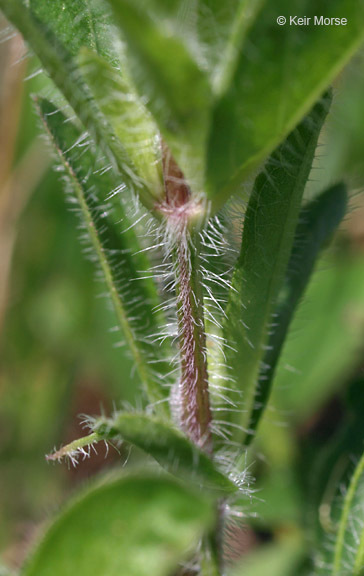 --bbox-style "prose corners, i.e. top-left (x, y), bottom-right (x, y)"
top-left (2, 0), bottom-right (364, 575)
